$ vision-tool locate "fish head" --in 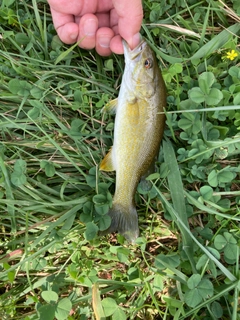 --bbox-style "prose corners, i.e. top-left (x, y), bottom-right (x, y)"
top-left (123, 39), bottom-right (159, 98)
